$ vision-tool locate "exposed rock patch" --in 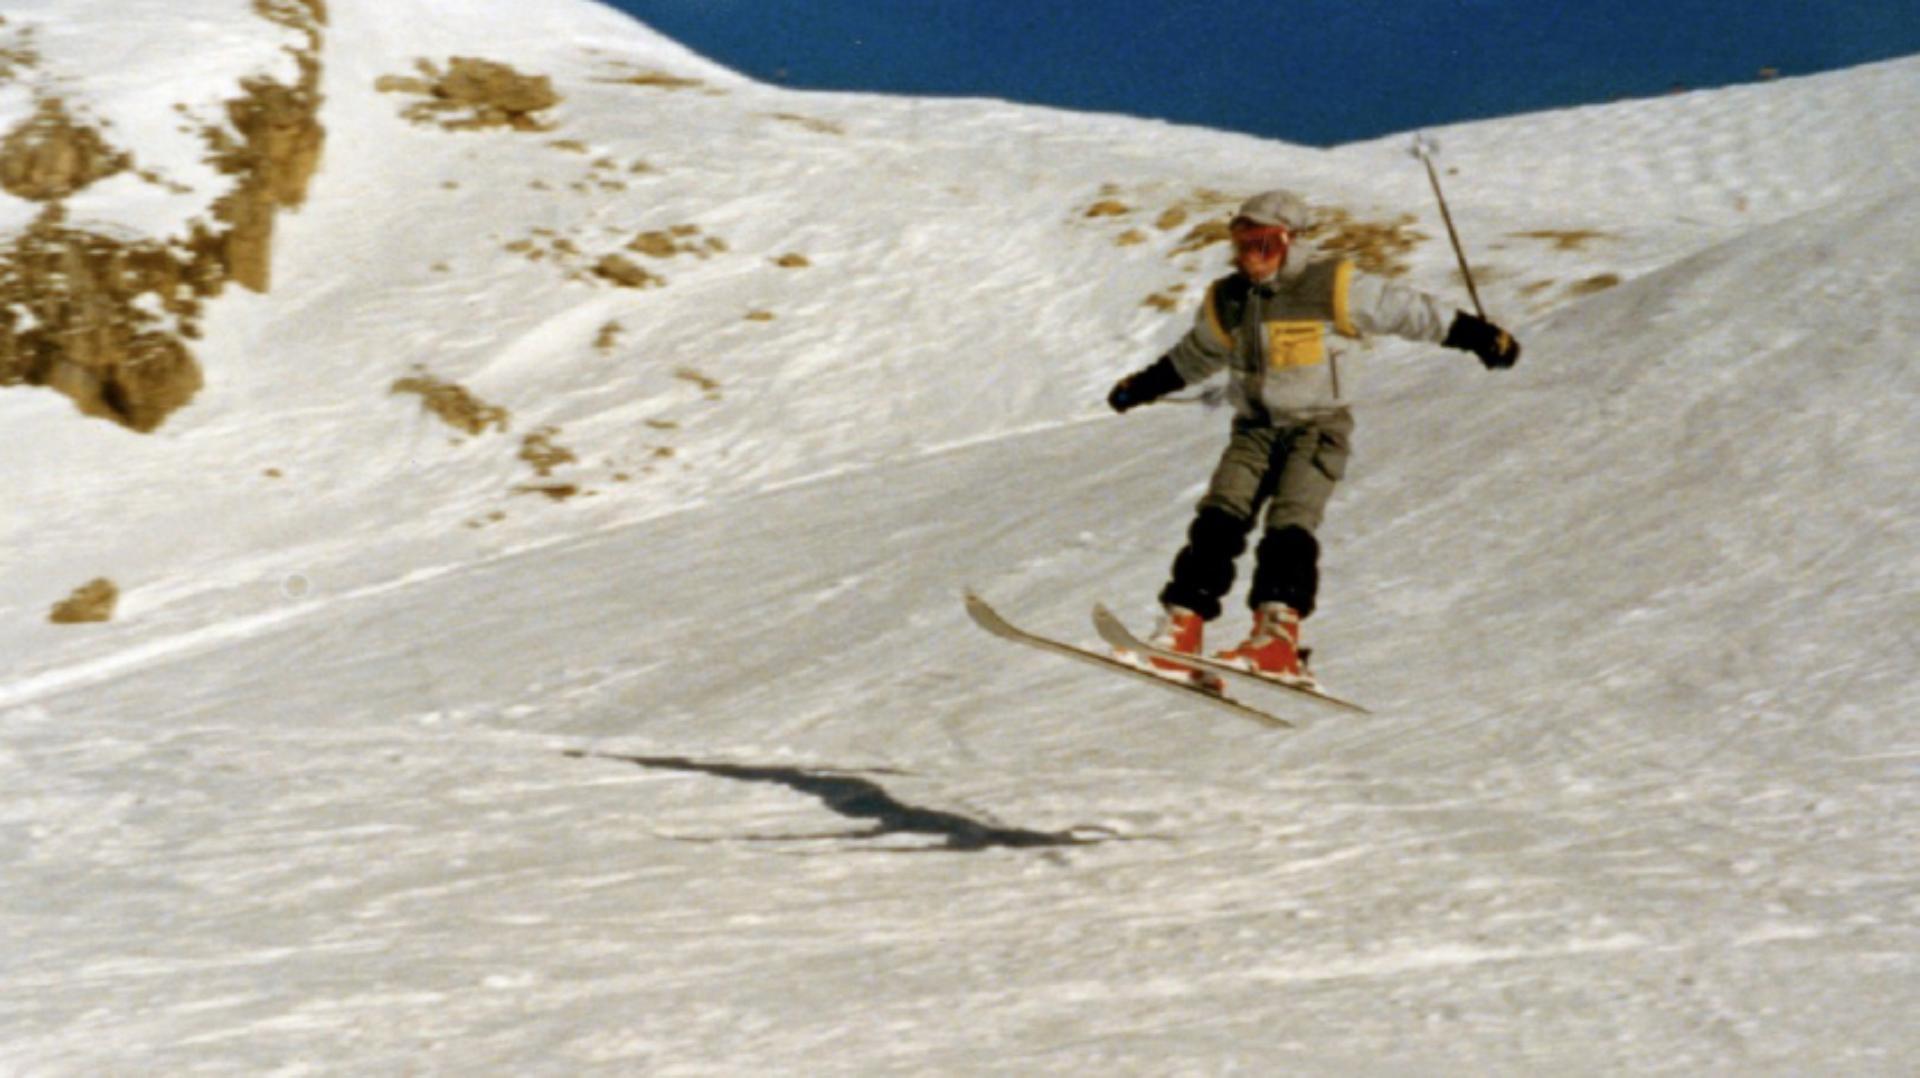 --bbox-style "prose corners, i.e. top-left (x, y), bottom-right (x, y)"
top-left (1306, 209), bottom-right (1428, 277)
top-left (0, 208), bottom-right (220, 431)
top-left (627, 224), bottom-right (726, 259)
top-left (0, 97), bottom-right (131, 200)
top-left (593, 320), bottom-right (624, 352)
top-left (513, 482), bottom-right (581, 501)
top-left (767, 113), bottom-right (843, 135)
top-left (1171, 217), bottom-right (1232, 256)
top-left (1510, 229), bottom-right (1614, 252)
top-left (0, 19), bottom-right (42, 83)
top-left (380, 58), bottom-right (561, 132)
top-left (596, 68), bottom-right (707, 92)
top-left (204, 71), bottom-right (327, 291)
top-left (495, 219), bottom-right (731, 290)
top-left (1568, 272), bottom-right (1623, 296)
top-left (1142, 283), bottom-right (1186, 311)
top-left (502, 228), bottom-right (584, 267)
top-left (390, 367), bottom-right (511, 435)
top-left (49, 578), bottom-right (118, 624)
top-left (1163, 201), bottom-right (1427, 277)
top-left (1156, 189), bottom-right (1238, 253)
top-left (673, 366), bottom-right (721, 401)
top-left (592, 253), bottom-right (664, 289)
top-left (0, 1), bottom-right (326, 431)
top-left (519, 426), bottom-right (577, 477)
